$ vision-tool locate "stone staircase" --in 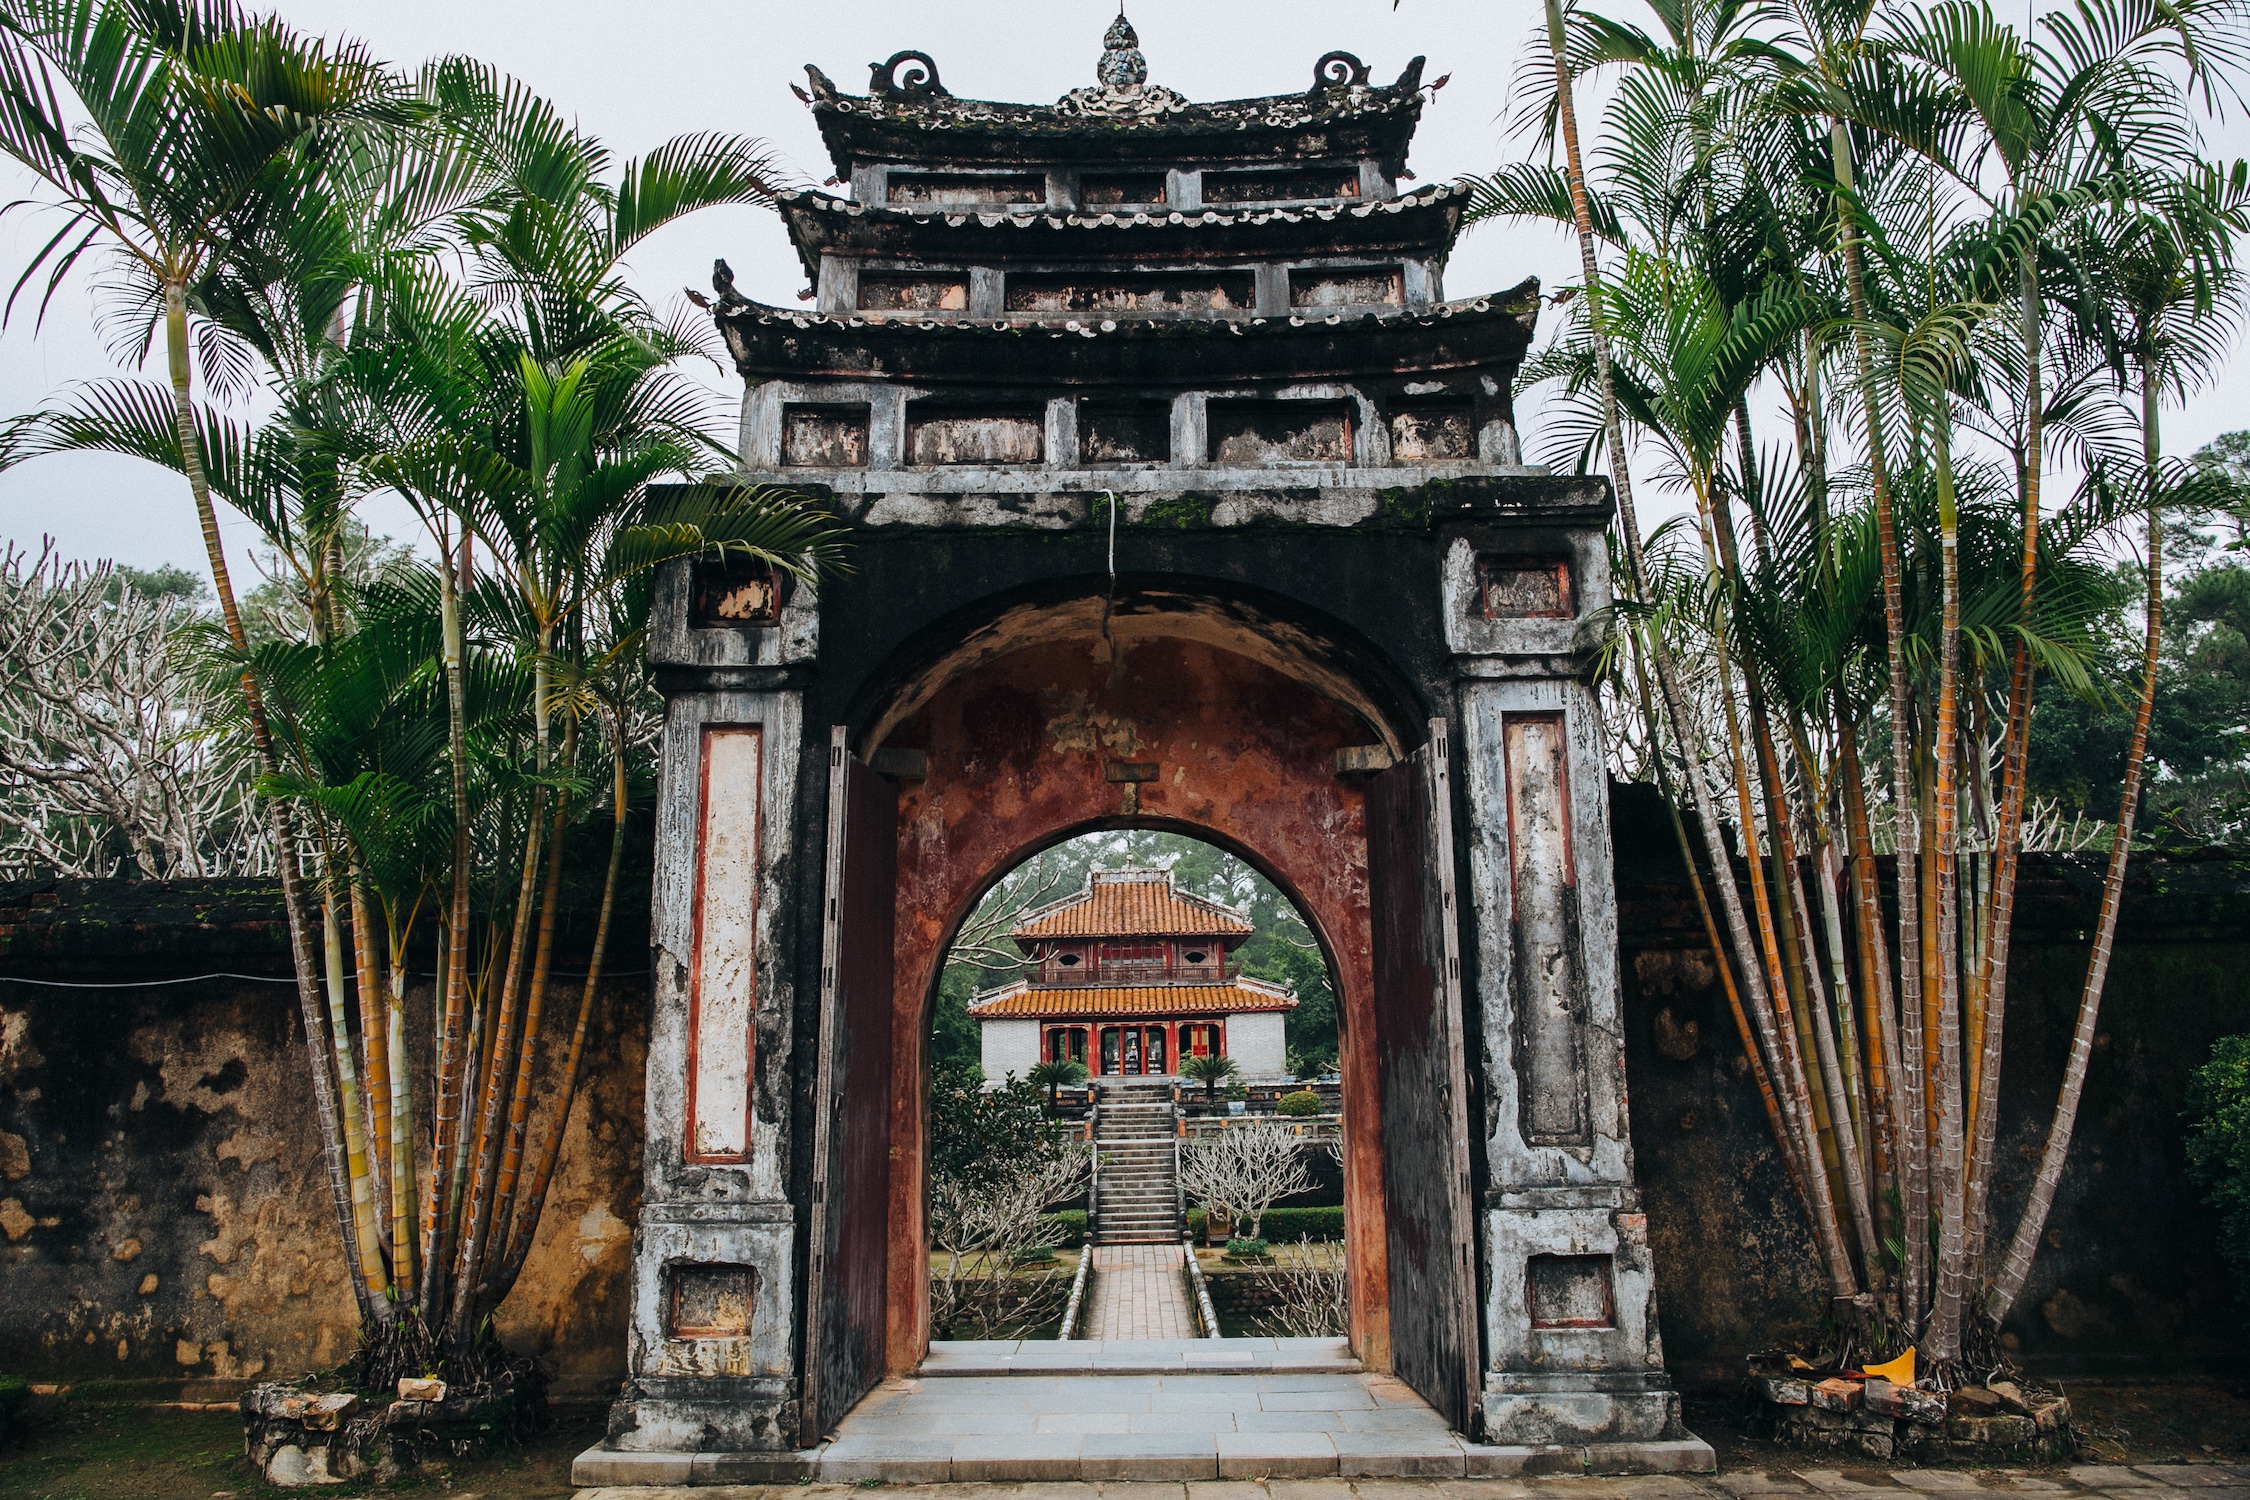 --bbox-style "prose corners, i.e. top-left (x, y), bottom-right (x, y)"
top-left (1090, 1079), bottom-right (1181, 1245)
